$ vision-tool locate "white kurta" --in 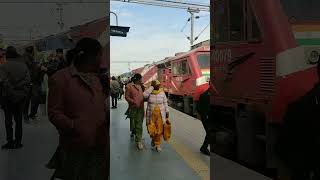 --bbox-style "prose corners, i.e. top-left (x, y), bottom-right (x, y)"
top-left (143, 86), bottom-right (169, 124)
